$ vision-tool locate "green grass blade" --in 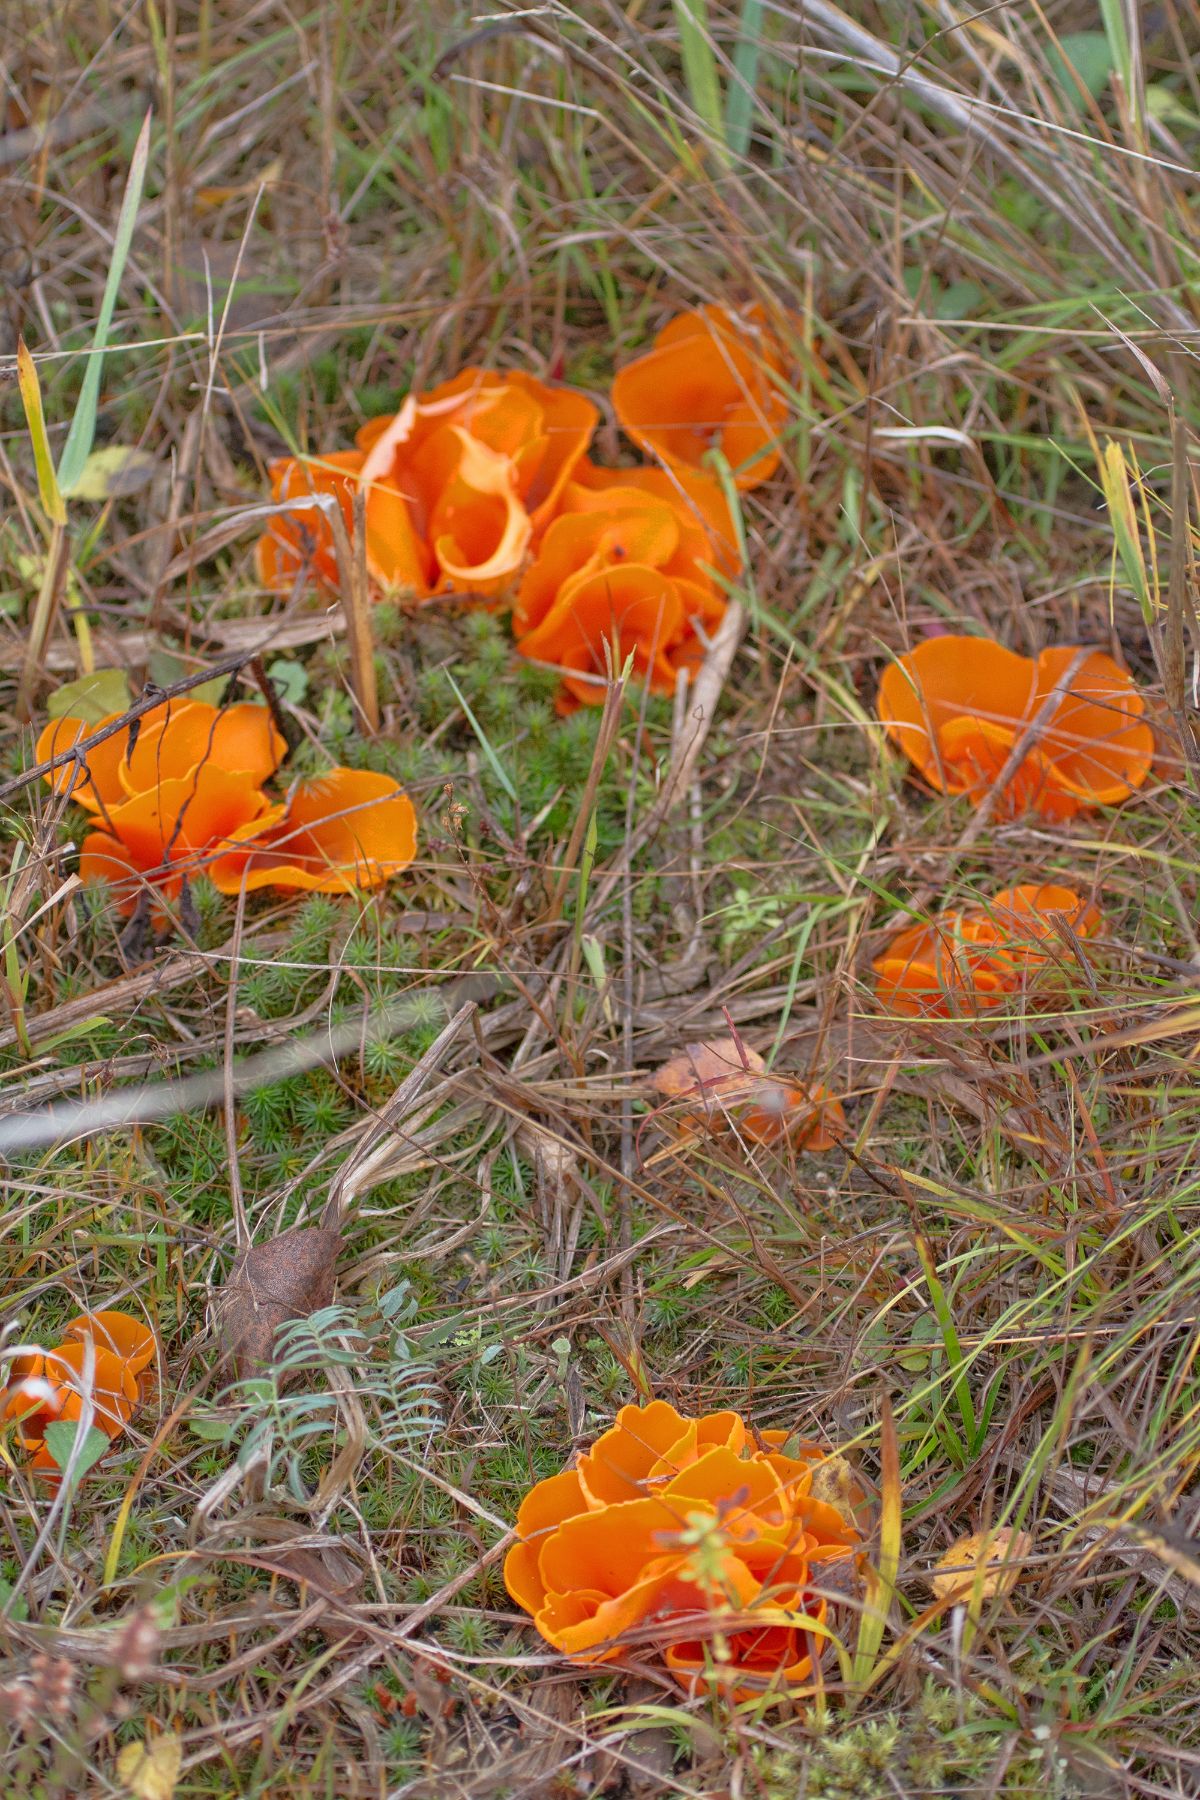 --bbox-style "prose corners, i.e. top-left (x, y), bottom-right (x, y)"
top-left (915, 1234), bottom-right (978, 1446)
top-left (57, 110), bottom-right (152, 499)
top-left (672, 0), bottom-right (726, 157)
top-left (444, 671), bottom-right (518, 803)
top-left (724, 0), bottom-right (764, 160)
